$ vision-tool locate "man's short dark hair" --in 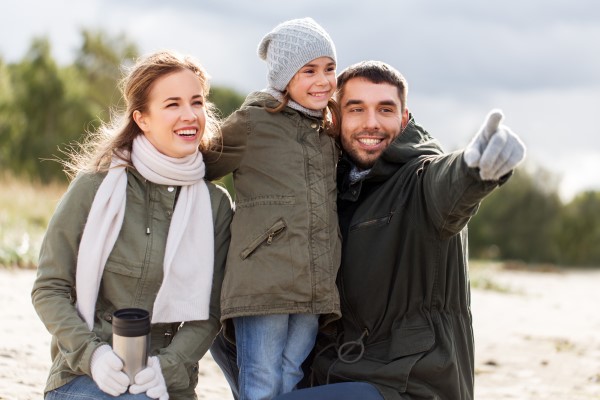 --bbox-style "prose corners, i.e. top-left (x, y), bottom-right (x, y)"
top-left (336, 60), bottom-right (408, 112)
